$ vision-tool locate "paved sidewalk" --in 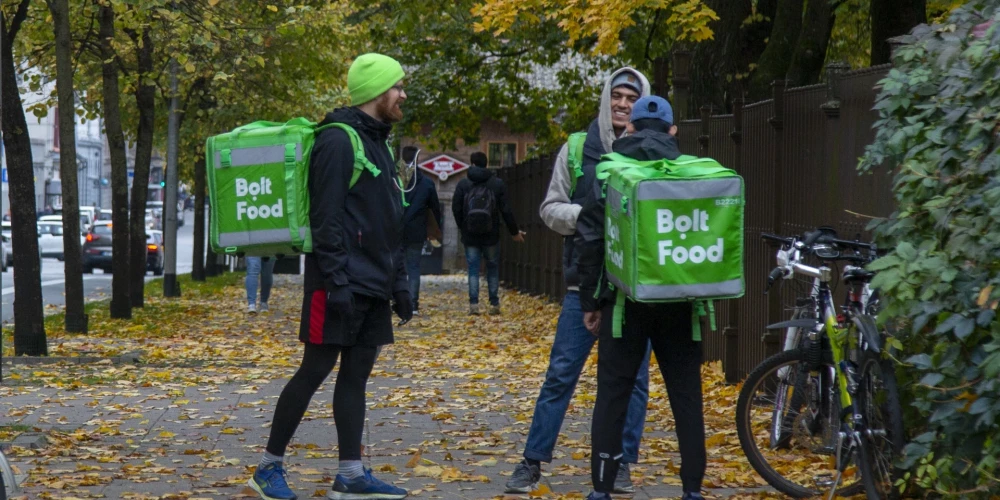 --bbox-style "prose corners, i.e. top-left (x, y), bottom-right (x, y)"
top-left (0, 274), bottom-right (774, 500)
